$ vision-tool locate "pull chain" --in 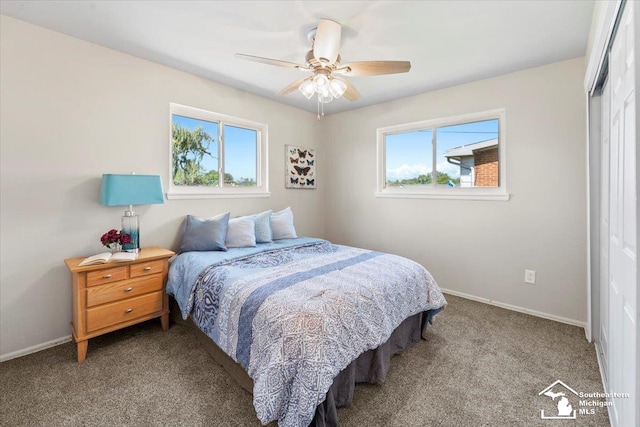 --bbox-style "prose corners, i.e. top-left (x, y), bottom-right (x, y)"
top-left (316, 95), bottom-right (324, 120)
